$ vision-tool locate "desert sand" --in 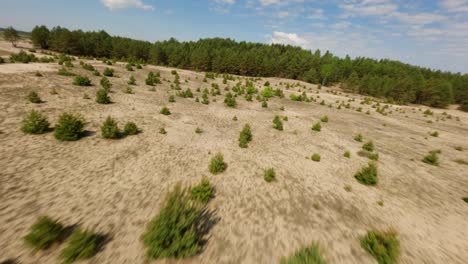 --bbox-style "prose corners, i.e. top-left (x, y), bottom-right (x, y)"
top-left (0, 46), bottom-right (467, 264)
